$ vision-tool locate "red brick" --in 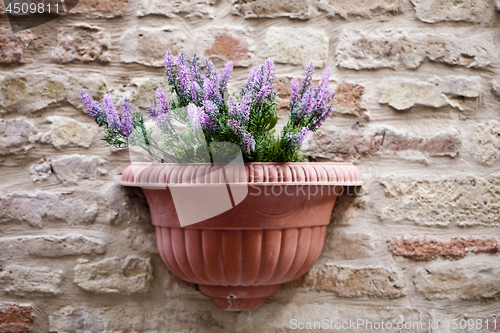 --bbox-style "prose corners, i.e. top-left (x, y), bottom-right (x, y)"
top-left (204, 33), bottom-right (251, 67)
top-left (0, 28), bottom-right (32, 65)
top-left (0, 304), bottom-right (34, 333)
top-left (388, 236), bottom-right (499, 261)
top-left (333, 82), bottom-right (366, 118)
